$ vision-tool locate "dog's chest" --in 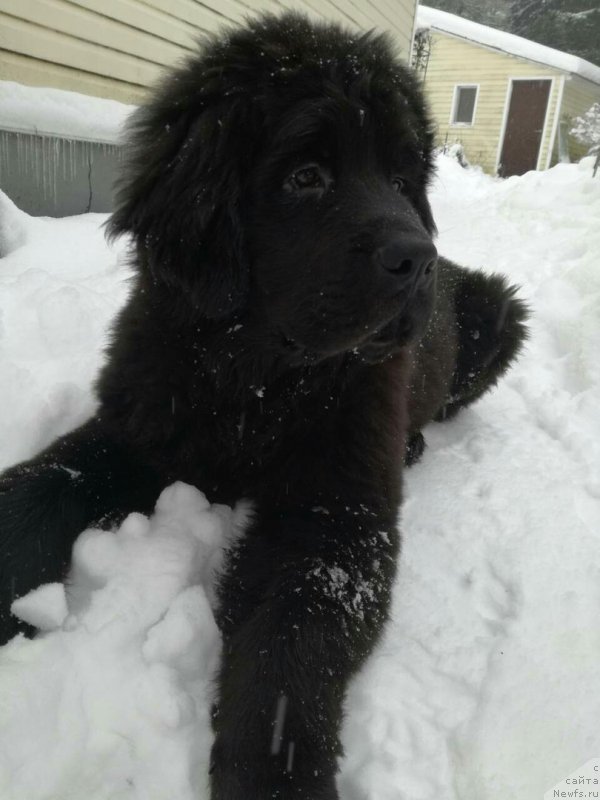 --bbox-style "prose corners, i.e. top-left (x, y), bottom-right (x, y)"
top-left (220, 387), bottom-right (325, 462)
